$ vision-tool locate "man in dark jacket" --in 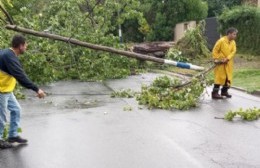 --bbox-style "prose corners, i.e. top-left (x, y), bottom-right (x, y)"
top-left (0, 34), bottom-right (45, 149)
